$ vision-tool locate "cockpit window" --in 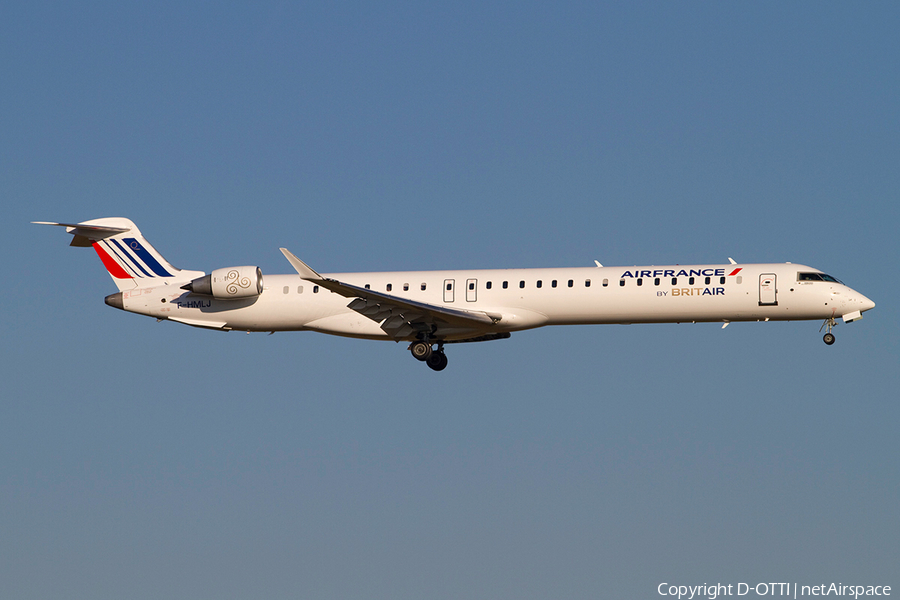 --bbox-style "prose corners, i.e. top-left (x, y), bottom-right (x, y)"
top-left (798, 272), bottom-right (843, 284)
